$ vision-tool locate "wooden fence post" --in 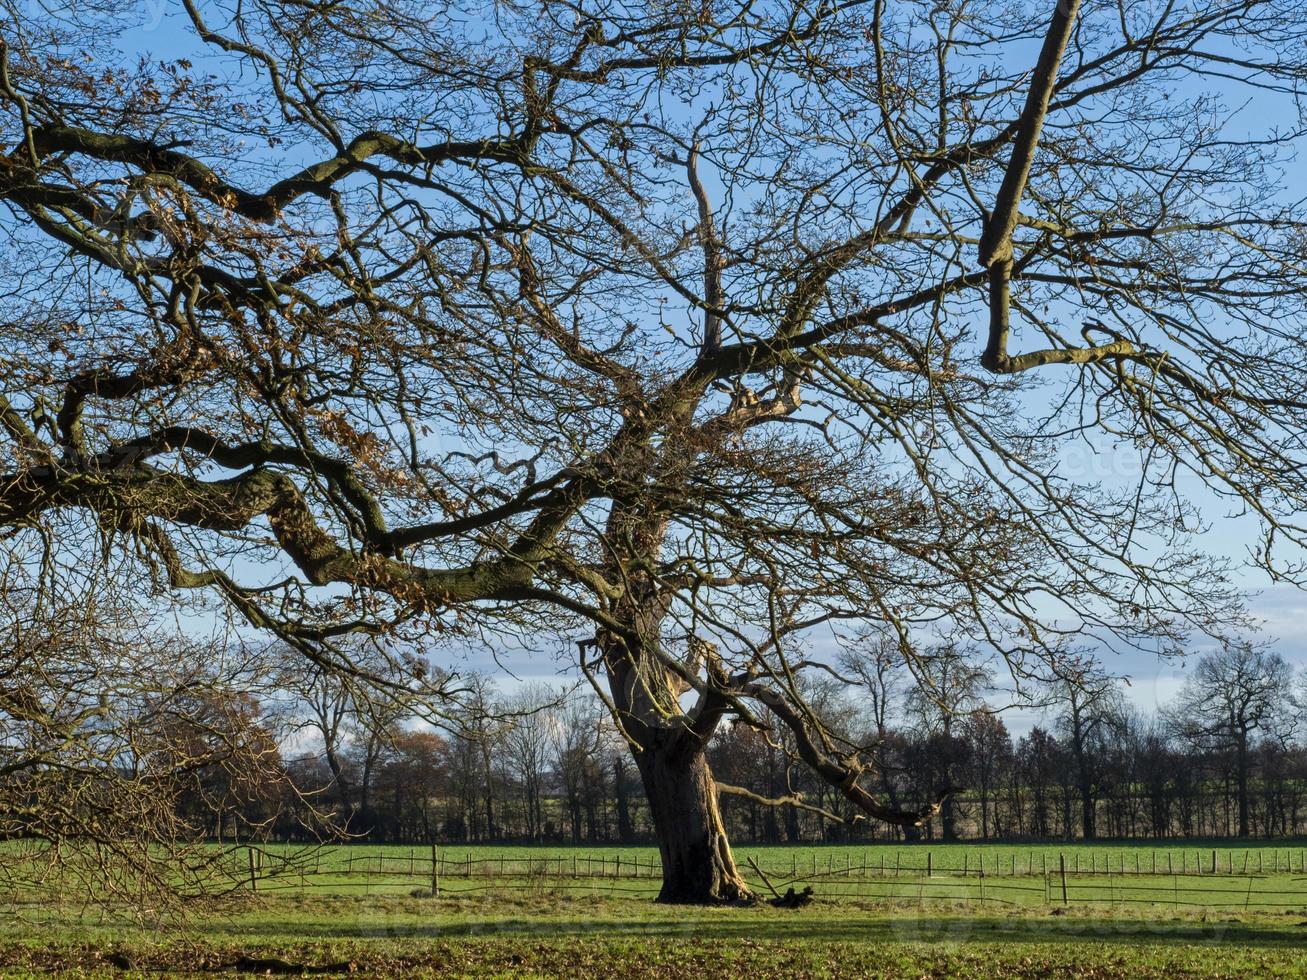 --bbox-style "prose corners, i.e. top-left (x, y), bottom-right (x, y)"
top-left (431, 844), bottom-right (439, 897)
top-left (248, 847), bottom-right (258, 893)
top-left (927, 852), bottom-right (932, 877)
top-left (1059, 853), bottom-right (1068, 906)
